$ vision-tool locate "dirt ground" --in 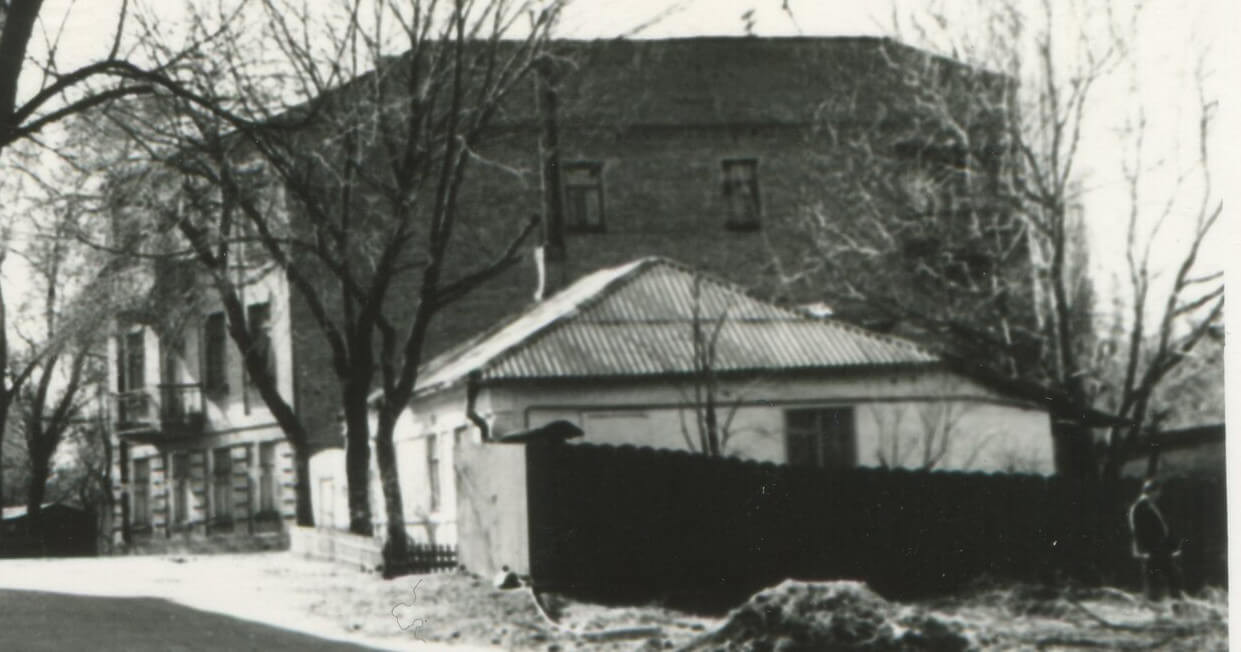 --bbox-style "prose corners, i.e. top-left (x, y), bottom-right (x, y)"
top-left (0, 552), bottom-right (1227, 650)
